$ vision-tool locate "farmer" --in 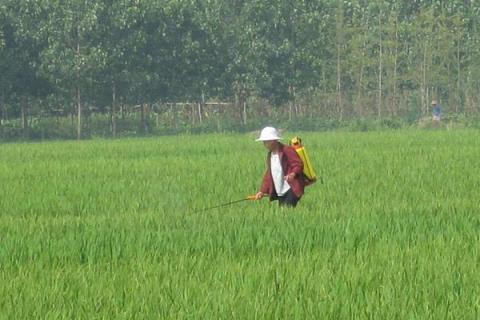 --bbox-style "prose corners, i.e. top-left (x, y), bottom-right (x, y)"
top-left (254, 127), bottom-right (305, 207)
top-left (432, 99), bottom-right (441, 122)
